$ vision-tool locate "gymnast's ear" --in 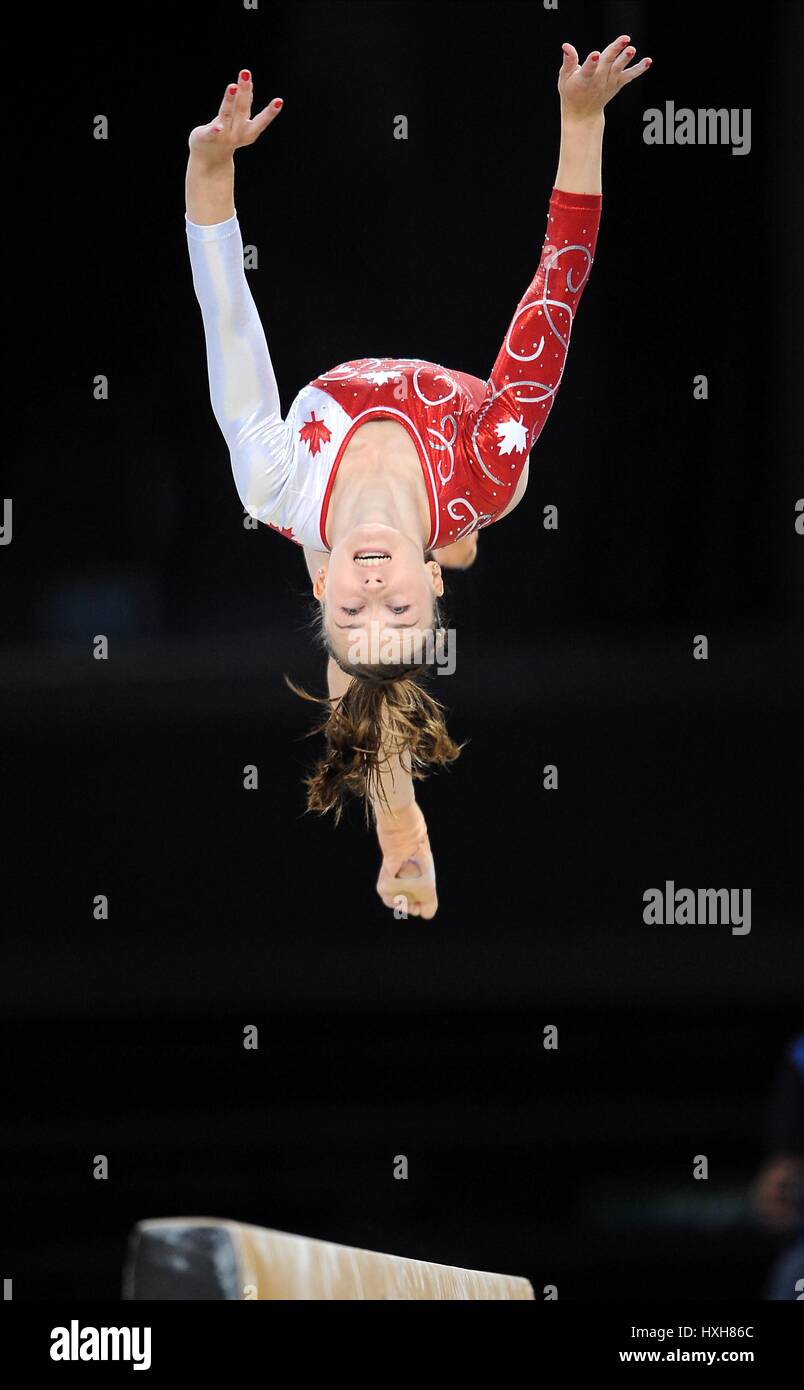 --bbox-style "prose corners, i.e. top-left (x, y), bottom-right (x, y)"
top-left (312, 567), bottom-right (327, 601)
top-left (427, 558), bottom-right (445, 598)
